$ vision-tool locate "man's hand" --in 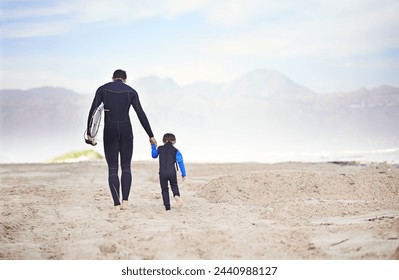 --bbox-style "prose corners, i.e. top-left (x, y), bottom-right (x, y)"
top-left (149, 137), bottom-right (157, 146)
top-left (85, 134), bottom-right (97, 146)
